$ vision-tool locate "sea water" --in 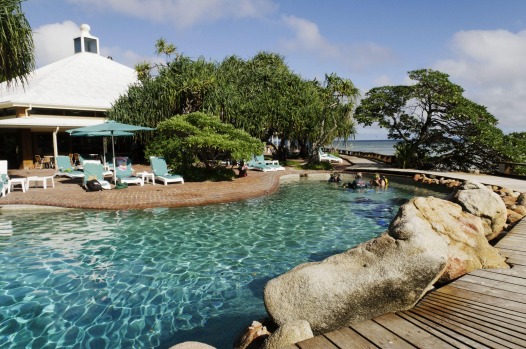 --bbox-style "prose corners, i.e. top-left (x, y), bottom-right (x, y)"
top-left (0, 178), bottom-right (446, 348)
top-left (332, 139), bottom-right (399, 155)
